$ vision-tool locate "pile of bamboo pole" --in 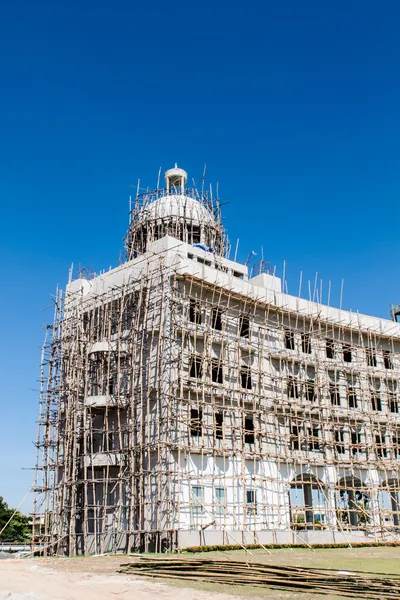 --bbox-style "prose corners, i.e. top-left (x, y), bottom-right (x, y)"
top-left (119, 557), bottom-right (400, 599)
